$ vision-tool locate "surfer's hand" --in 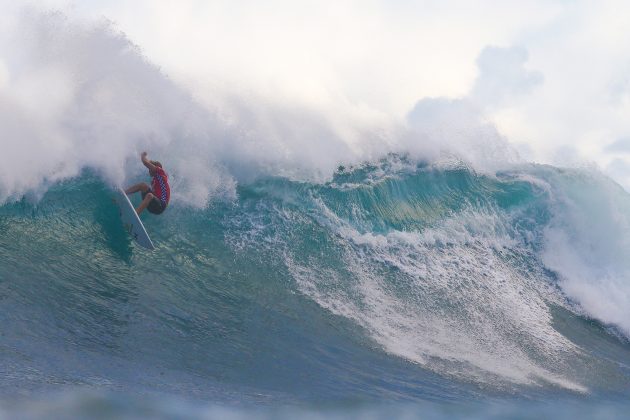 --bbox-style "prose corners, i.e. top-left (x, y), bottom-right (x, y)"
top-left (141, 151), bottom-right (148, 159)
